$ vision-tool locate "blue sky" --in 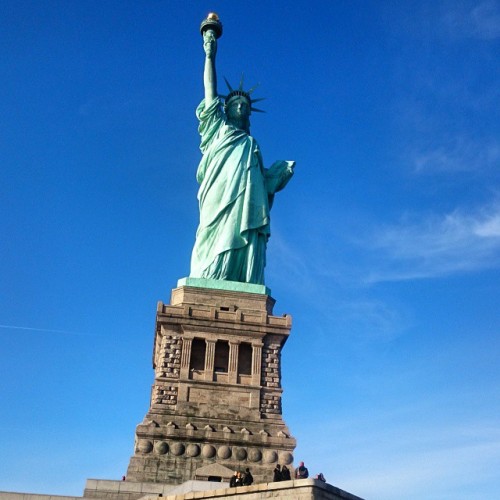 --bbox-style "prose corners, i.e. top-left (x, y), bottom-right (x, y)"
top-left (1, 1), bottom-right (499, 499)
